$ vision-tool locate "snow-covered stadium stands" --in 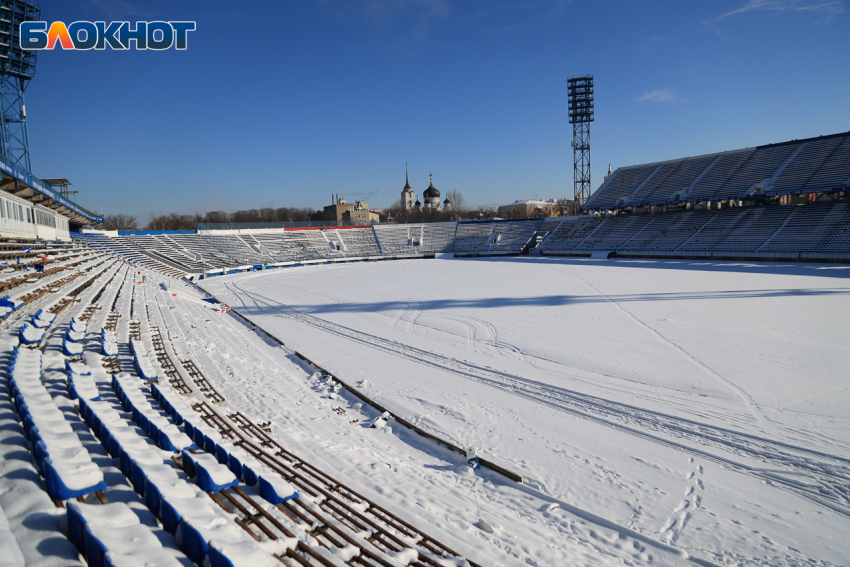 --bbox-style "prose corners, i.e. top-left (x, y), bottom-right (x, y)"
top-left (586, 131), bottom-right (850, 211)
top-left (0, 242), bottom-right (485, 567)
